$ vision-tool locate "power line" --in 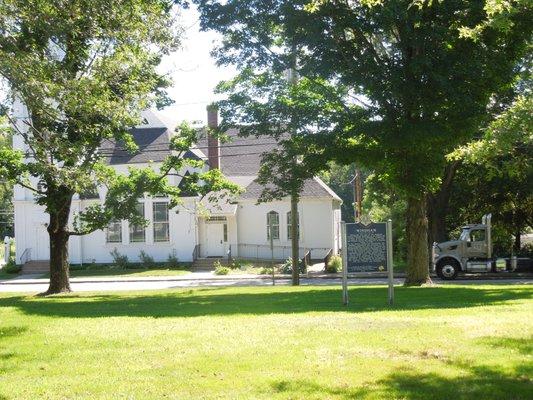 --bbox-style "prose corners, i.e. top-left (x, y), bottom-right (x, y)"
top-left (99, 150), bottom-right (271, 160)
top-left (100, 140), bottom-right (279, 152)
